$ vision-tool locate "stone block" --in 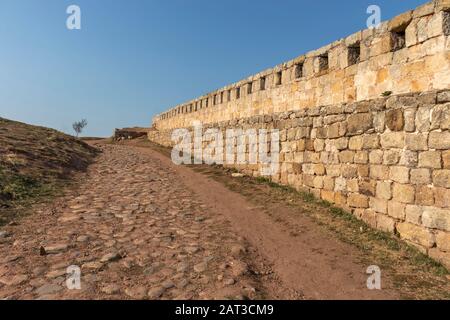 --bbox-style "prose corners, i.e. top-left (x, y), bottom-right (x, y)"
top-left (429, 248), bottom-right (450, 270)
top-left (389, 166), bottom-right (410, 183)
top-left (369, 150), bottom-right (383, 164)
top-left (354, 151), bottom-right (368, 164)
top-left (413, 2), bottom-right (435, 18)
top-left (434, 187), bottom-right (450, 208)
top-left (376, 181), bottom-right (392, 200)
top-left (404, 108), bottom-right (416, 132)
top-left (347, 179), bottom-right (359, 192)
top-left (392, 183), bottom-right (415, 204)
top-left (389, 11), bottom-right (413, 32)
top-left (388, 201), bottom-right (406, 219)
top-left (399, 150), bottom-right (418, 167)
top-left (359, 209), bottom-right (377, 228)
top-left (405, 133), bottom-right (428, 151)
top-left (348, 193), bottom-right (369, 208)
top-left (422, 207), bottom-right (450, 231)
top-left (410, 168), bottom-right (431, 185)
top-left (443, 150), bottom-right (450, 169)
top-left (359, 179), bottom-right (376, 197)
top-left (383, 149), bottom-right (401, 165)
top-left (396, 222), bottom-right (435, 248)
top-left (347, 113), bottom-right (373, 135)
top-left (321, 190), bottom-right (335, 203)
top-left (376, 214), bottom-right (396, 233)
top-left (380, 132), bottom-right (405, 149)
top-left (437, 90), bottom-right (450, 103)
top-left (349, 136), bottom-right (363, 150)
top-left (416, 185), bottom-right (435, 206)
top-left (405, 205), bottom-right (423, 225)
top-left (370, 165), bottom-right (390, 180)
top-left (433, 170), bottom-right (450, 188)
top-left (370, 197), bottom-right (388, 214)
top-left (362, 135), bottom-right (380, 150)
top-left (418, 151), bottom-right (442, 168)
top-left (415, 106), bottom-right (432, 132)
top-left (436, 231), bottom-right (450, 251)
top-left (385, 109), bottom-right (404, 131)
top-left (339, 151), bottom-right (355, 163)
top-left (429, 131), bottom-right (450, 149)
top-left (431, 103), bottom-right (450, 130)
